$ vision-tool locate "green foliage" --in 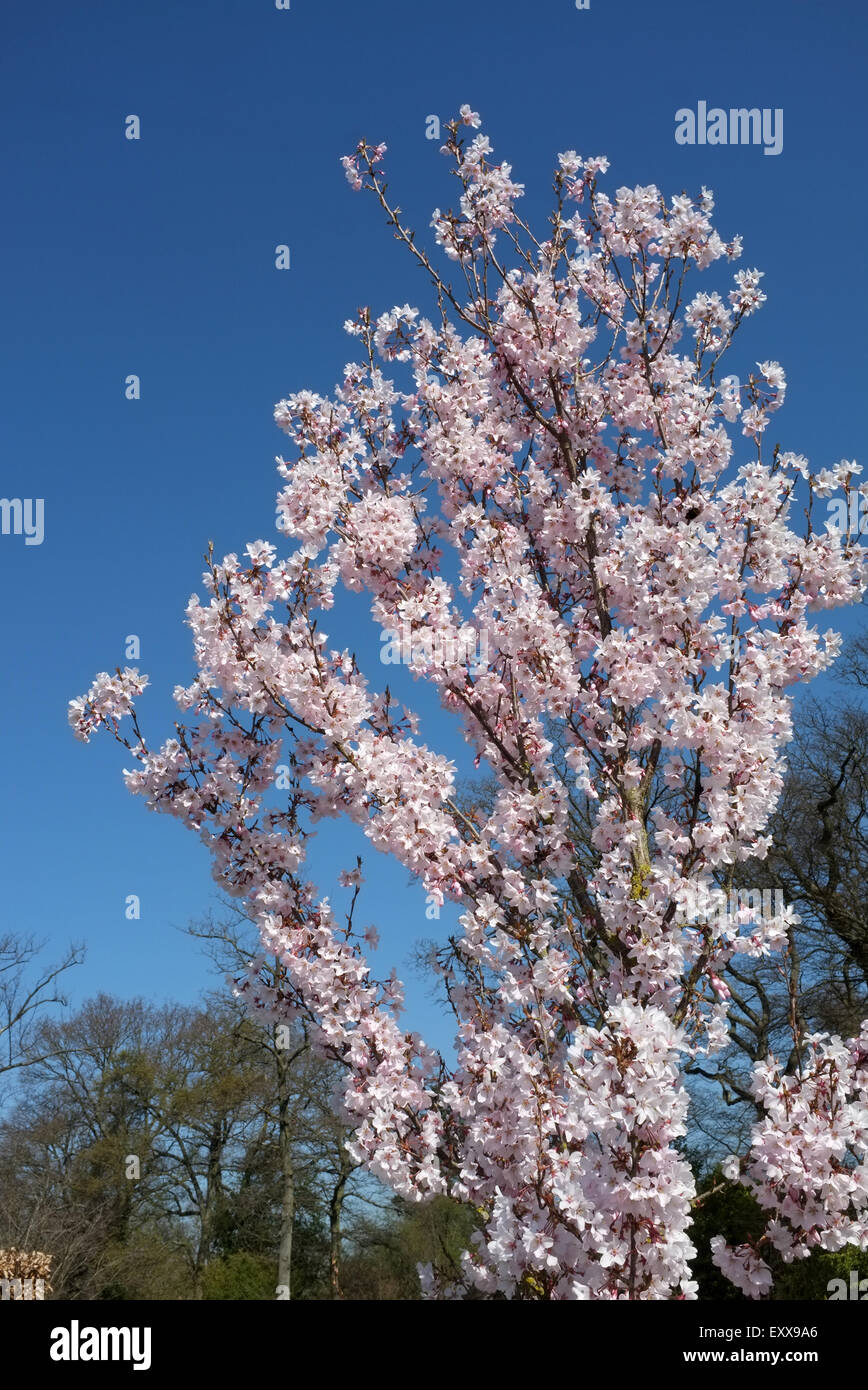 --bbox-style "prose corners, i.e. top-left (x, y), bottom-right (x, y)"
top-left (772, 1244), bottom-right (868, 1301)
top-left (201, 1252), bottom-right (277, 1300)
top-left (287, 1207), bottom-right (331, 1300)
top-left (690, 1171), bottom-right (768, 1300)
top-left (690, 1166), bottom-right (868, 1301)
top-left (342, 1196), bottom-right (477, 1299)
top-left (95, 1233), bottom-right (191, 1301)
